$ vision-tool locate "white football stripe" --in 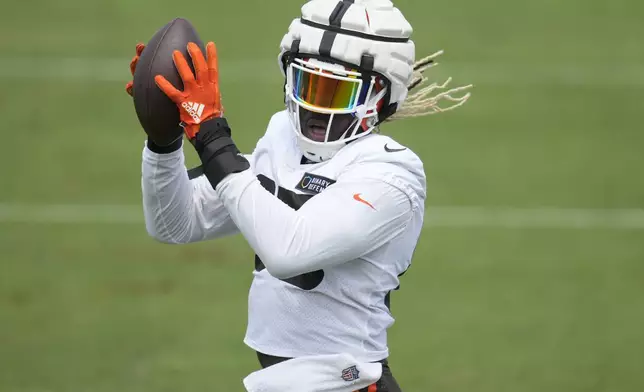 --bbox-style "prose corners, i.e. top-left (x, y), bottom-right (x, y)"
top-left (197, 104), bottom-right (205, 117)
top-left (0, 203), bottom-right (643, 229)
